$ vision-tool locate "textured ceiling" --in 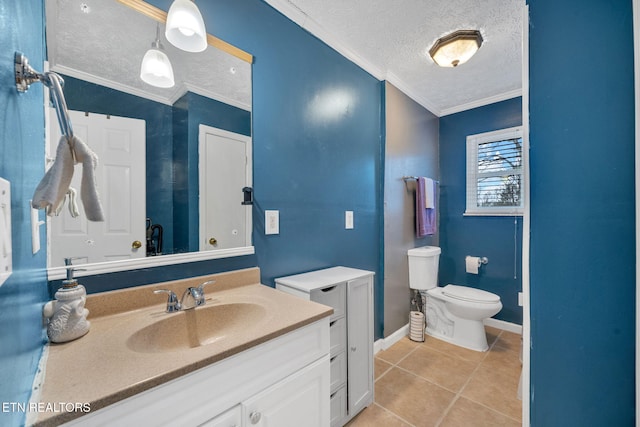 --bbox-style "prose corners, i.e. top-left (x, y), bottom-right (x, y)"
top-left (46, 0), bottom-right (251, 110)
top-left (267, 0), bottom-right (523, 116)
